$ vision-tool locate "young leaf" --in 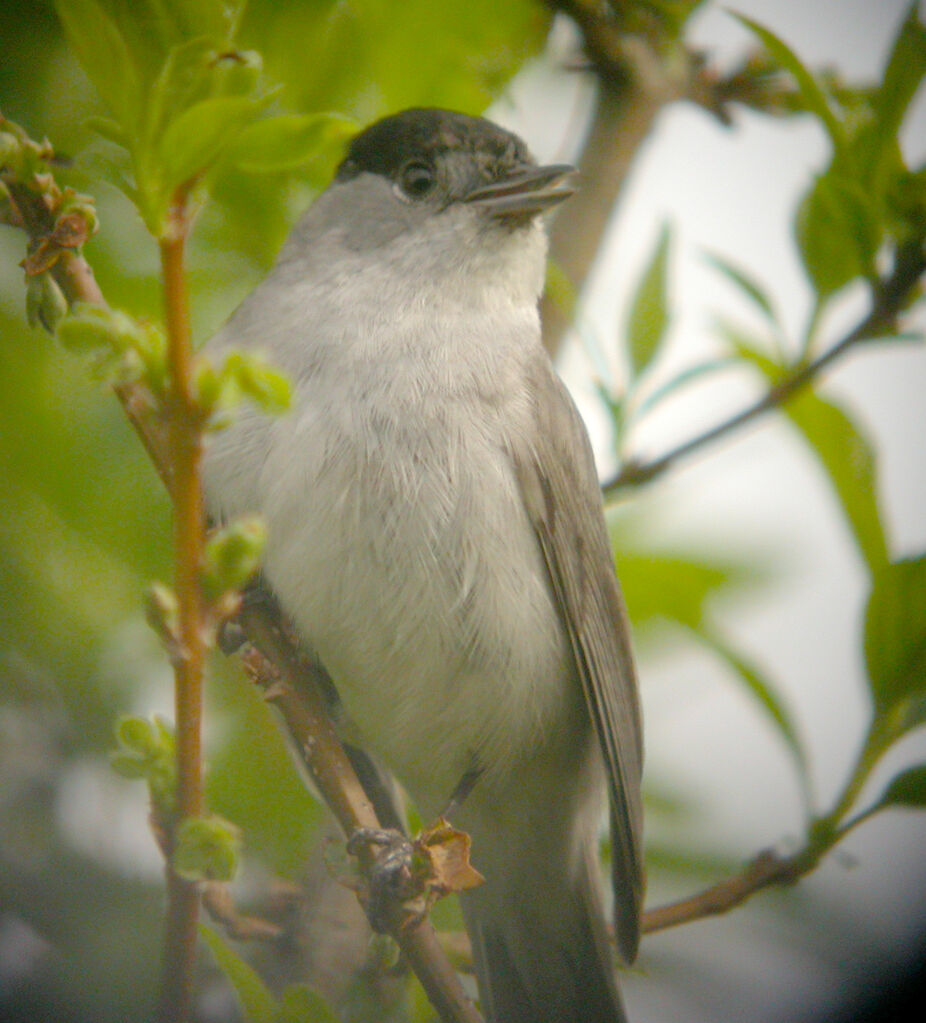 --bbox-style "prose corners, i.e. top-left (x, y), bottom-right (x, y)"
top-left (54, 0), bottom-right (142, 132)
top-left (734, 13), bottom-right (846, 154)
top-left (173, 815), bottom-right (240, 882)
top-left (877, 764), bottom-right (926, 810)
top-left (702, 251), bottom-right (779, 326)
top-left (694, 627), bottom-right (809, 786)
top-left (226, 112), bottom-right (357, 174)
top-left (731, 338), bottom-right (888, 574)
top-left (201, 925), bottom-right (277, 1023)
top-left (158, 95), bottom-right (266, 196)
top-left (865, 555), bottom-right (926, 718)
top-left (145, 36), bottom-right (220, 150)
top-left (873, 3), bottom-right (926, 155)
top-left (625, 224), bottom-right (671, 378)
top-left (796, 171), bottom-right (880, 297)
